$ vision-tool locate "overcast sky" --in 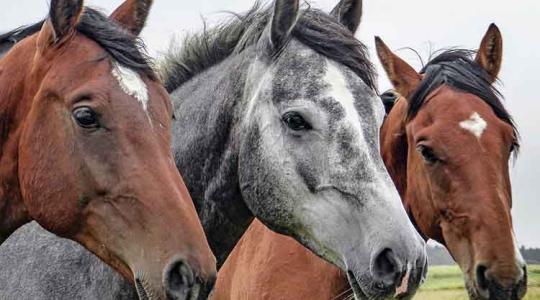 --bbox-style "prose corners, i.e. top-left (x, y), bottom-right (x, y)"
top-left (1, 0), bottom-right (539, 247)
